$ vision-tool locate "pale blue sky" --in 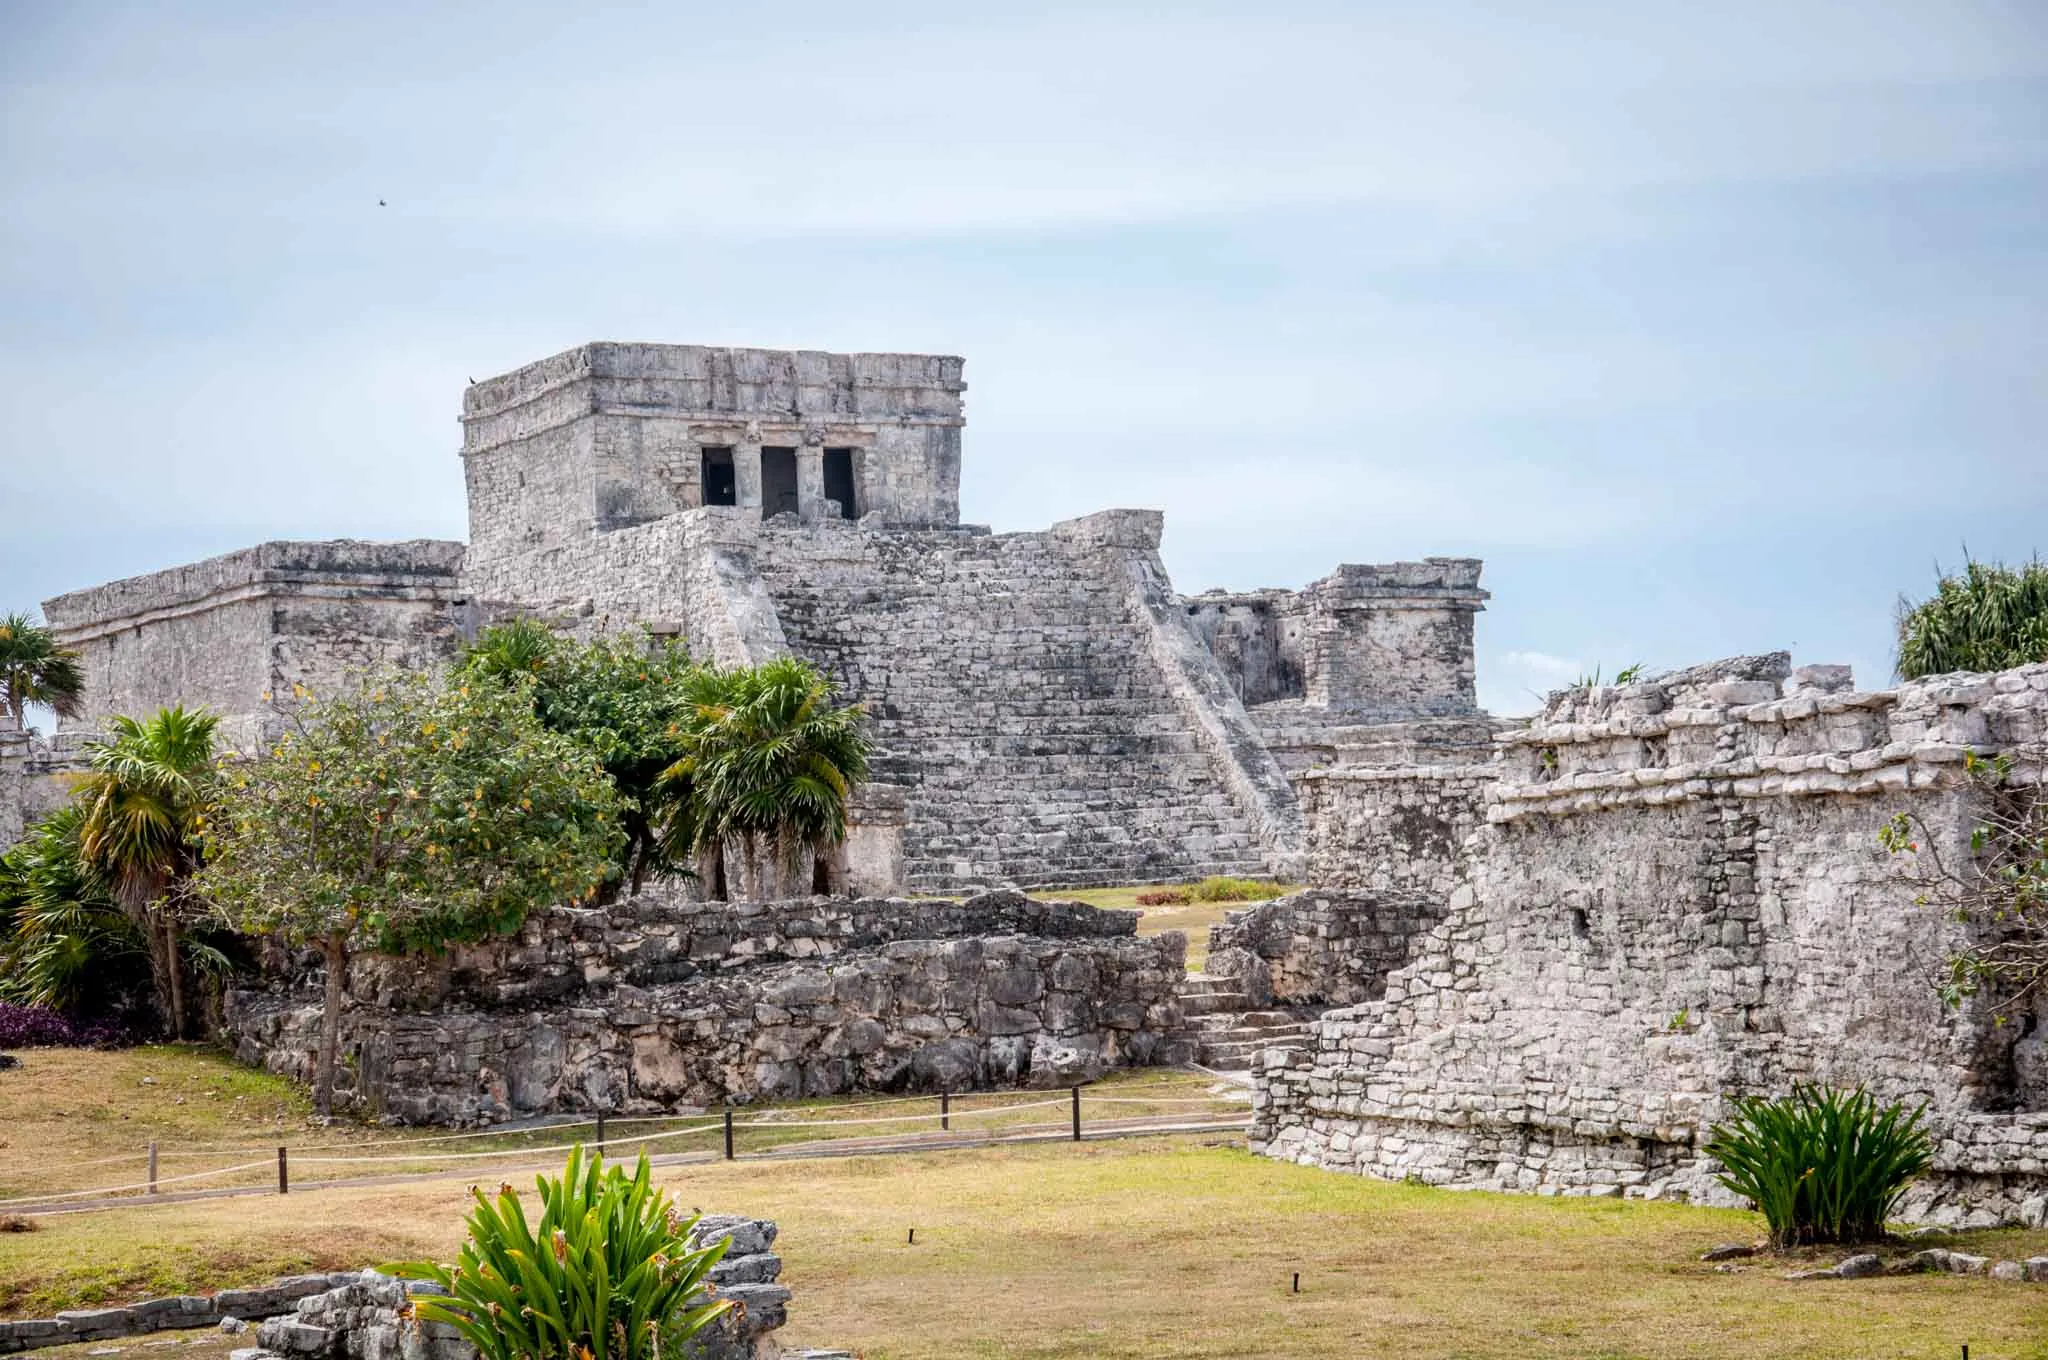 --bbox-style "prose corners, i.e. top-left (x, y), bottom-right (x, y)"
top-left (3, 1), bottom-right (2043, 713)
